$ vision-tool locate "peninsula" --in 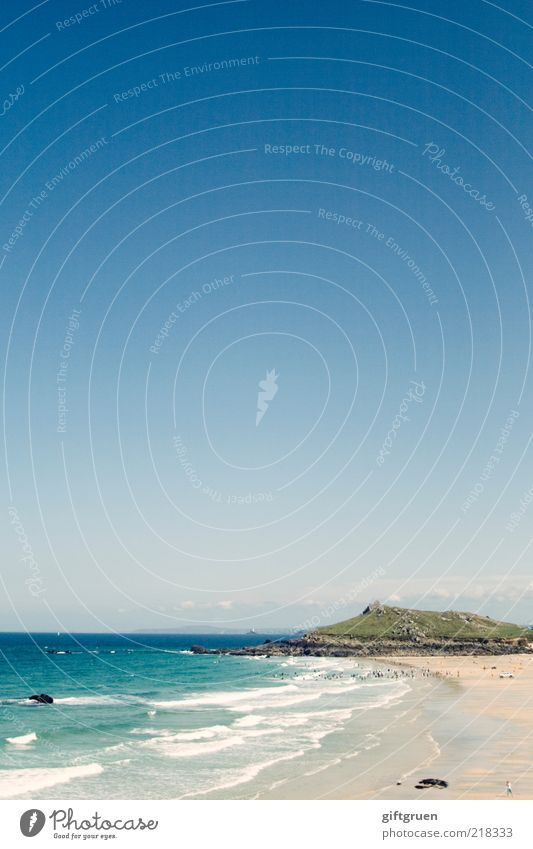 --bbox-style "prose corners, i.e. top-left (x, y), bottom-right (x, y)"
top-left (191, 601), bottom-right (532, 657)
